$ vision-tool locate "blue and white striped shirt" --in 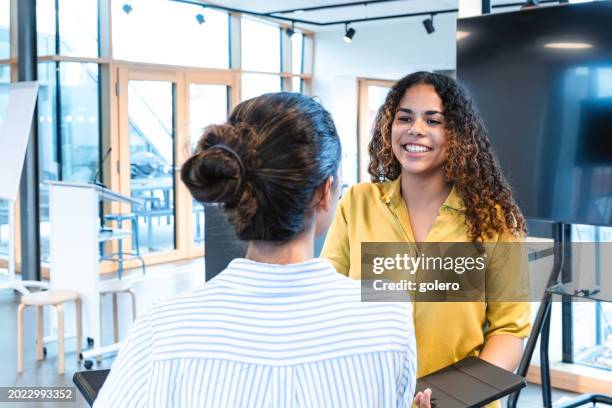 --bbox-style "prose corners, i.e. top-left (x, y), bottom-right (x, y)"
top-left (94, 258), bottom-right (416, 407)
